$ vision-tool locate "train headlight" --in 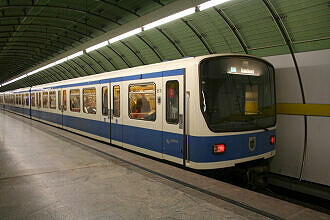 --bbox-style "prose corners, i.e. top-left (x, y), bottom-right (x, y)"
top-left (213, 144), bottom-right (225, 154)
top-left (270, 136), bottom-right (275, 145)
